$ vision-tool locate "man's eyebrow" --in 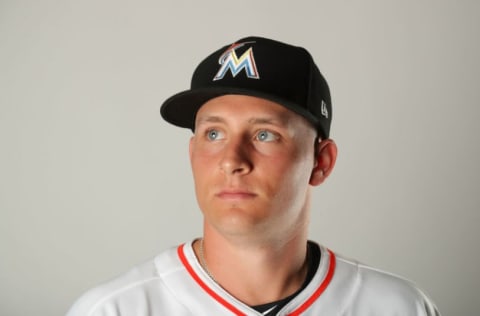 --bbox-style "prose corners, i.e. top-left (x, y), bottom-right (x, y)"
top-left (195, 114), bottom-right (290, 127)
top-left (248, 116), bottom-right (290, 126)
top-left (195, 115), bottom-right (225, 126)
